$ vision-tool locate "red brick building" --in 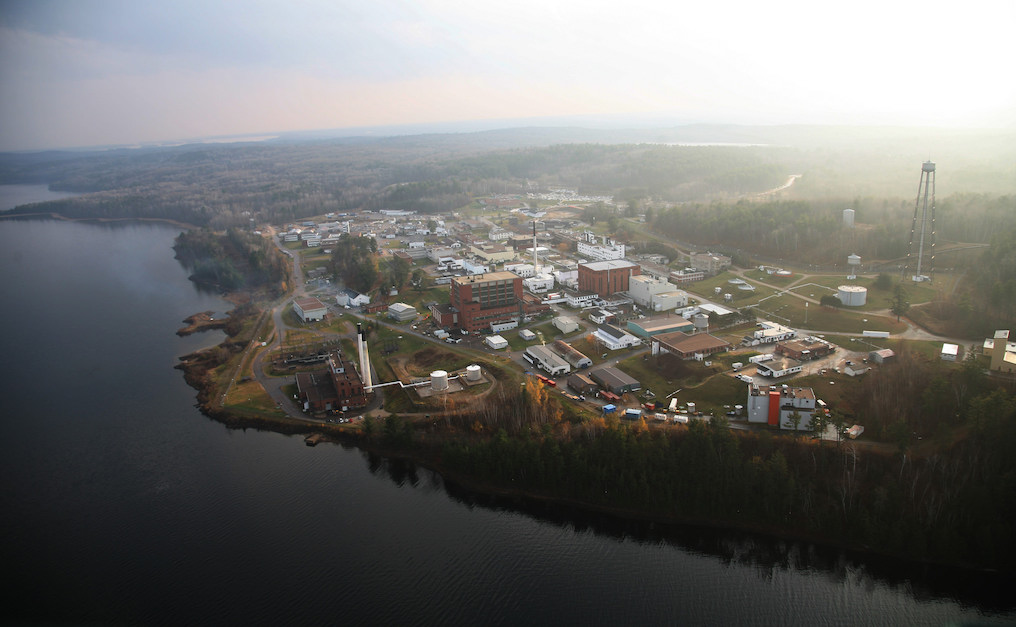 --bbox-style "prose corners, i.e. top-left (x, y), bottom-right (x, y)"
top-left (578, 260), bottom-right (641, 298)
top-left (296, 350), bottom-right (367, 411)
top-left (449, 271), bottom-right (525, 333)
